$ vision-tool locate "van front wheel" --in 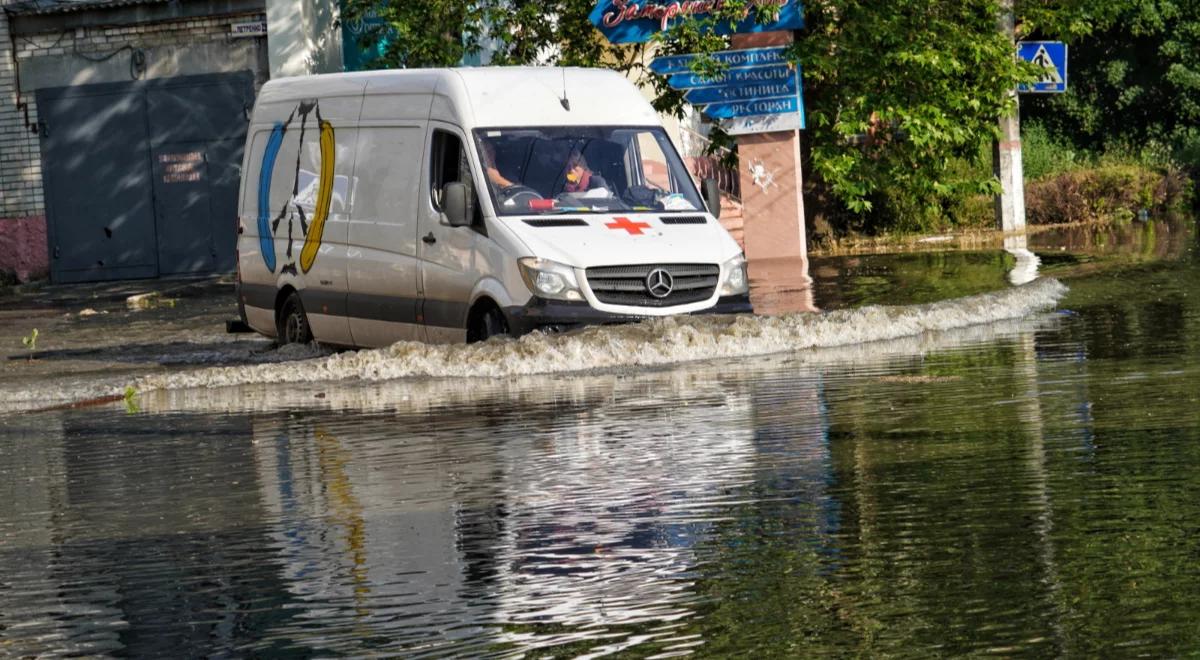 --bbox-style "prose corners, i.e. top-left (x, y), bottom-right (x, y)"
top-left (278, 291), bottom-right (313, 345)
top-left (469, 306), bottom-right (509, 343)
